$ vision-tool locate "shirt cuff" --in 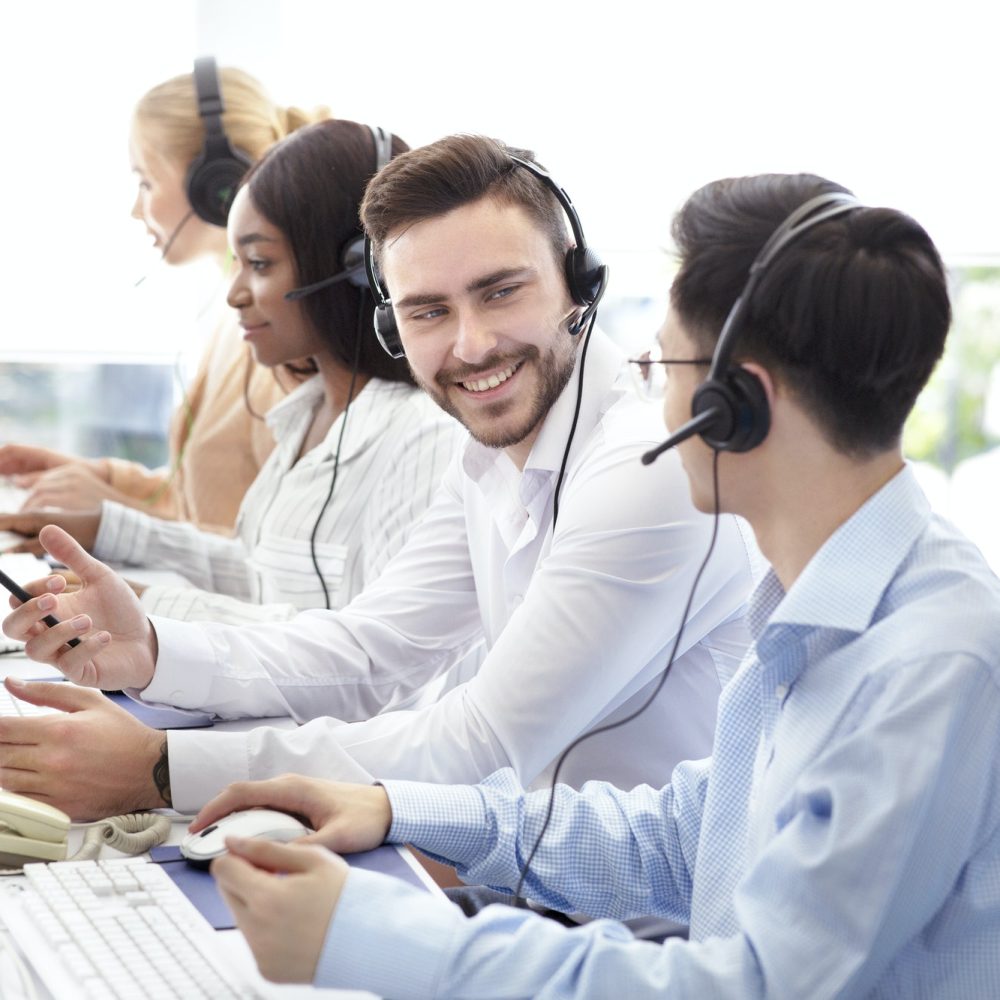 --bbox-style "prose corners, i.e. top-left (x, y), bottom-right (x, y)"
top-left (166, 729), bottom-right (251, 813)
top-left (93, 500), bottom-right (152, 565)
top-left (383, 779), bottom-right (492, 867)
top-left (314, 866), bottom-right (455, 997)
top-left (136, 615), bottom-right (219, 709)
